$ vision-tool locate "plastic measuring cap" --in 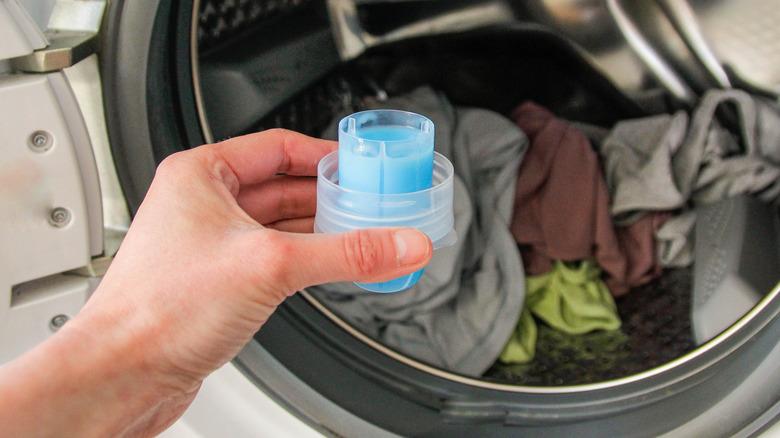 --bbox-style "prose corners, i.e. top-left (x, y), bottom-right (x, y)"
top-left (314, 109), bottom-right (456, 293)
